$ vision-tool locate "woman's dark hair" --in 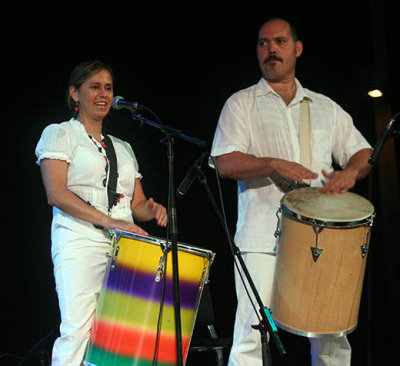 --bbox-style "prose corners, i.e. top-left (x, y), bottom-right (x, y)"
top-left (66, 60), bottom-right (114, 113)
